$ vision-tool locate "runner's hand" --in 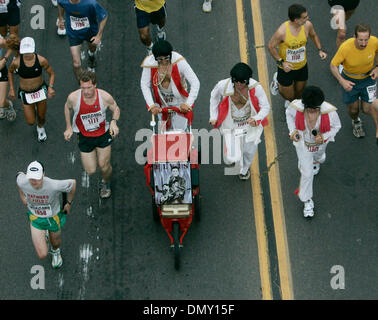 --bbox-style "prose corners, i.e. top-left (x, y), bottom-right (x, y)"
top-left (314, 134), bottom-right (324, 144)
top-left (370, 67), bottom-right (378, 80)
top-left (180, 103), bottom-right (192, 113)
top-left (282, 61), bottom-right (293, 72)
top-left (63, 203), bottom-right (72, 214)
top-left (8, 89), bottom-right (16, 100)
top-left (109, 121), bottom-right (119, 138)
top-left (64, 127), bottom-right (73, 141)
top-left (47, 87), bottom-right (55, 99)
top-left (247, 118), bottom-right (258, 127)
top-left (90, 35), bottom-right (101, 46)
top-left (318, 50), bottom-right (327, 60)
top-left (209, 120), bottom-right (217, 127)
top-left (340, 78), bottom-right (355, 92)
top-left (149, 105), bottom-right (162, 115)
